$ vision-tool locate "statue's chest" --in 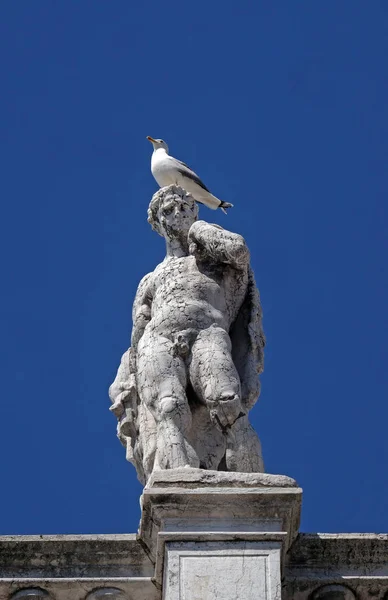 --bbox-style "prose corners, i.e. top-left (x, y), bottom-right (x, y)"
top-left (155, 257), bottom-right (191, 281)
top-left (154, 257), bottom-right (220, 293)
